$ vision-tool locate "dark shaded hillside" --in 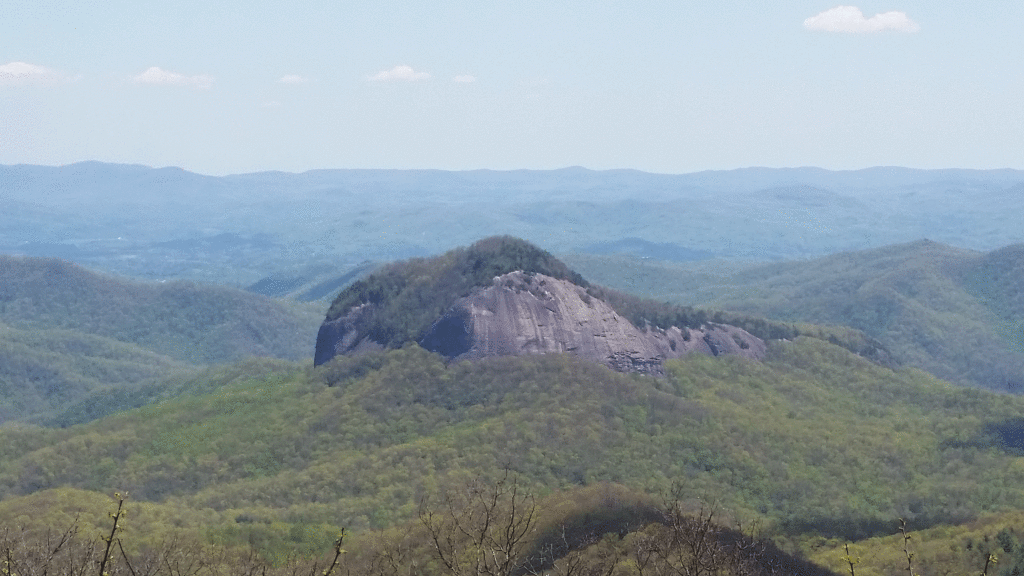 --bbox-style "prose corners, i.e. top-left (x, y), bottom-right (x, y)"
top-left (0, 255), bottom-right (322, 364)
